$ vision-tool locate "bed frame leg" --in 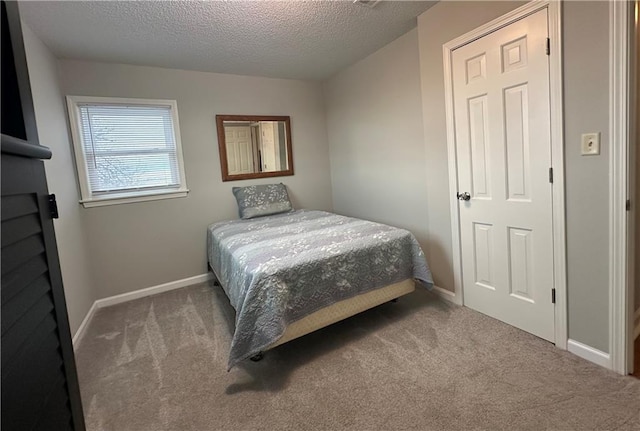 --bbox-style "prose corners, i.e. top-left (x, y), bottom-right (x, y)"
top-left (208, 266), bottom-right (221, 286)
top-left (211, 273), bottom-right (220, 286)
top-left (250, 352), bottom-right (264, 362)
